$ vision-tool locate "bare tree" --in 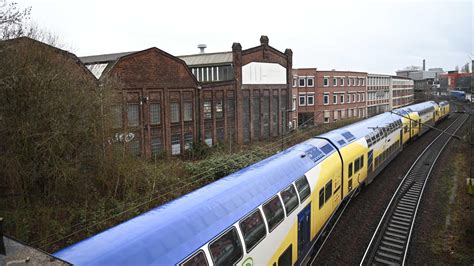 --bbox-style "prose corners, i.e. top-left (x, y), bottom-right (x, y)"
top-left (0, 35), bottom-right (116, 204)
top-left (0, 0), bottom-right (31, 40)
